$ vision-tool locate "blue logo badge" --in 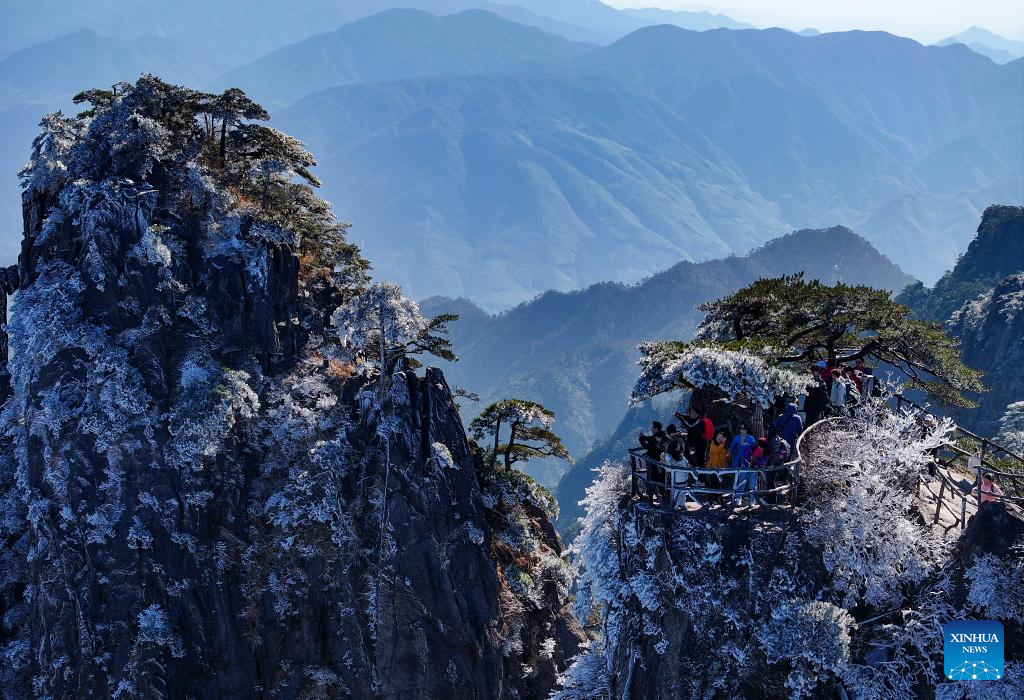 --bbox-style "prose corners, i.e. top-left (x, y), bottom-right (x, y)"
top-left (944, 620), bottom-right (1004, 680)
